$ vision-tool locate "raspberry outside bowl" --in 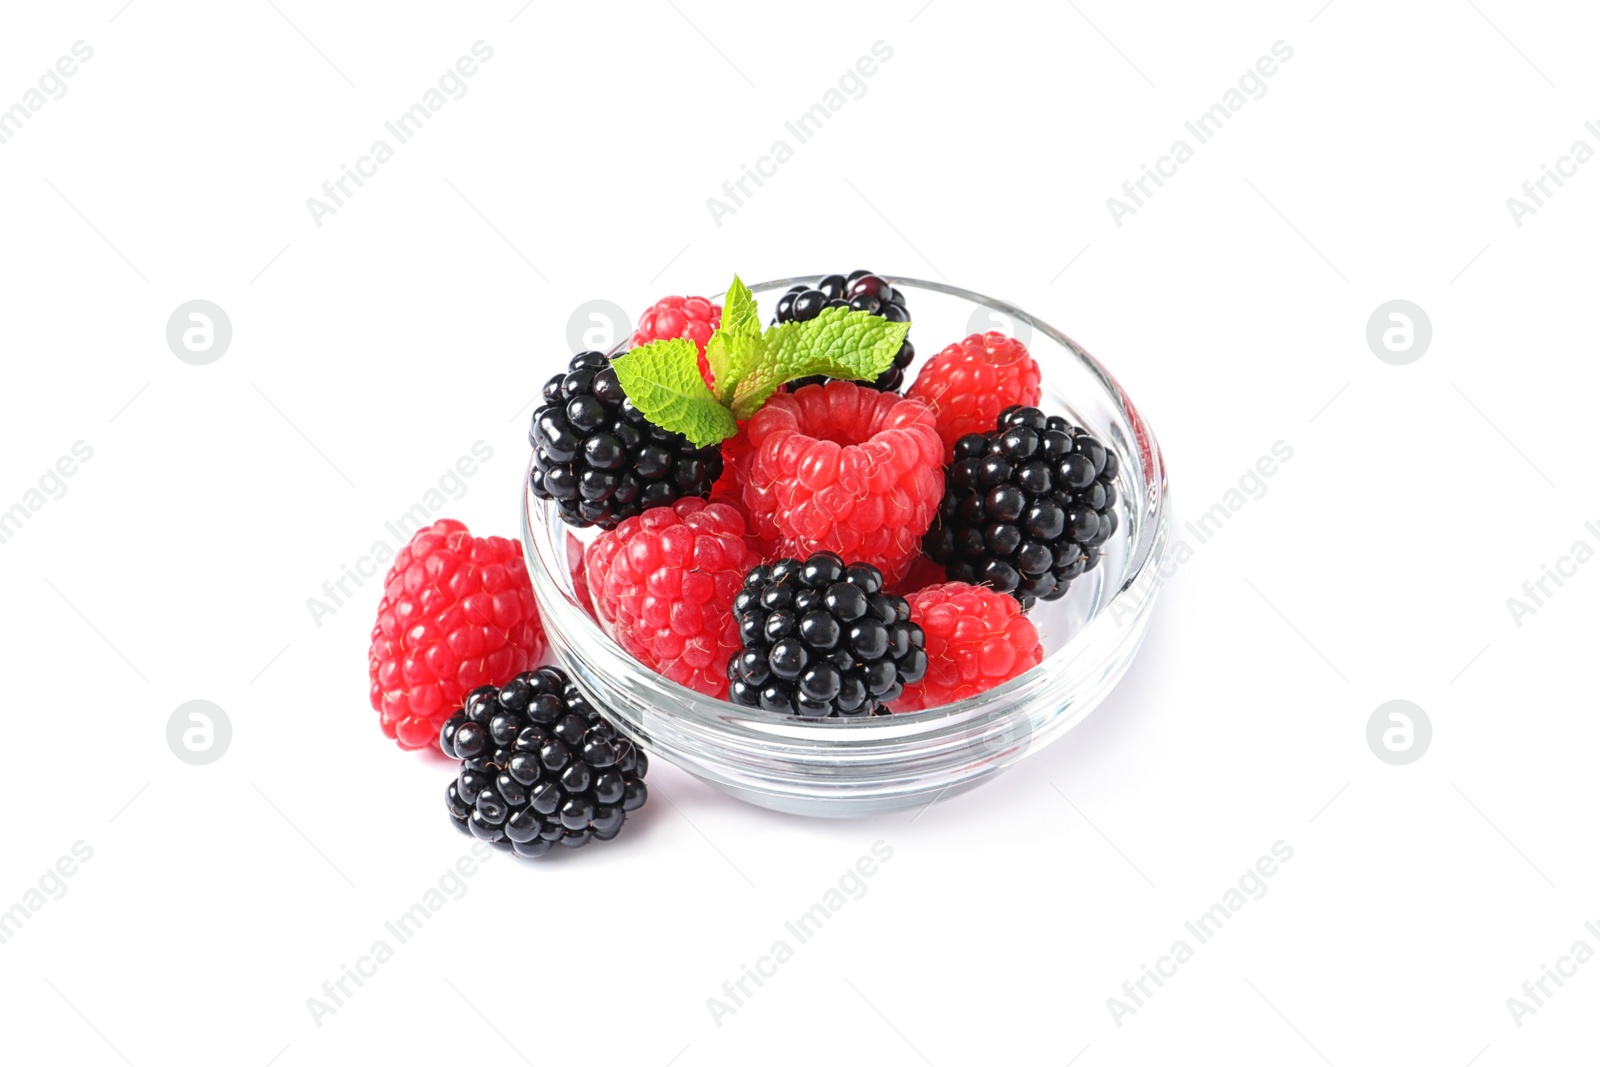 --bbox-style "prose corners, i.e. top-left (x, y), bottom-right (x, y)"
top-left (522, 277), bottom-right (1169, 817)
